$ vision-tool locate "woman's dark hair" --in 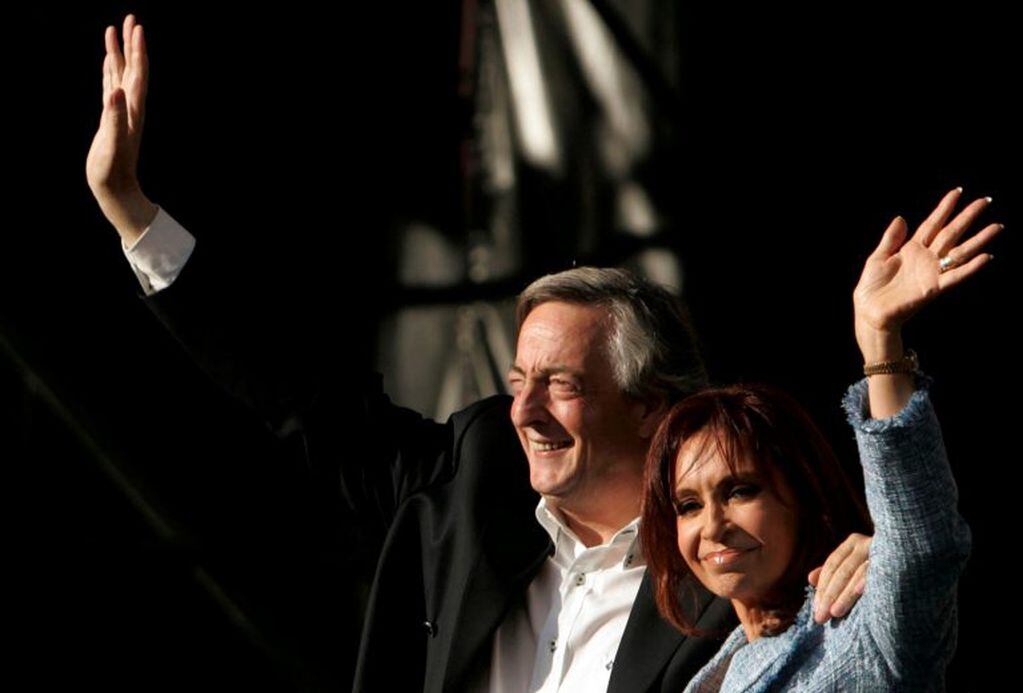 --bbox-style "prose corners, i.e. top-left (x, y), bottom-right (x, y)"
top-left (640, 383), bottom-right (872, 637)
